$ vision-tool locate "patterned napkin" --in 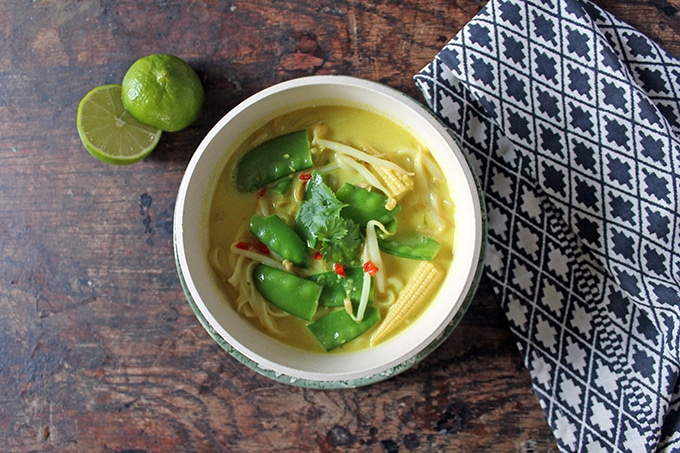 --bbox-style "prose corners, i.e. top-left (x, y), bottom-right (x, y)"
top-left (415, 1), bottom-right (680, 451)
